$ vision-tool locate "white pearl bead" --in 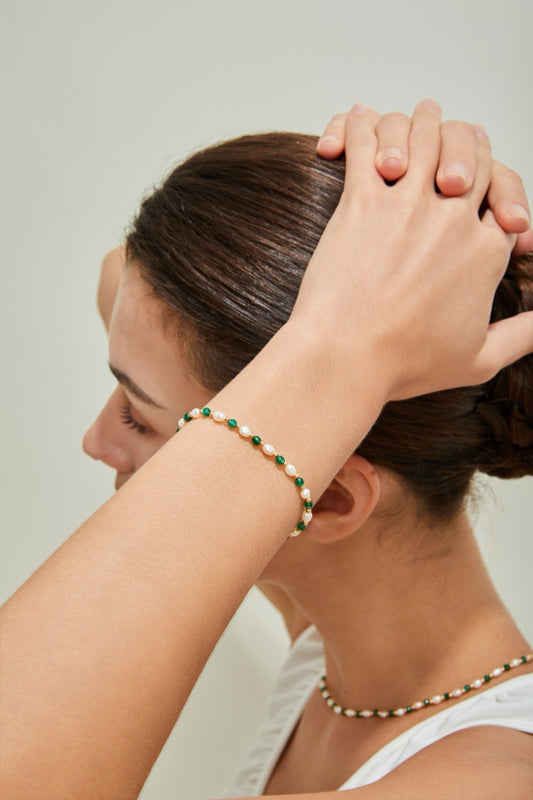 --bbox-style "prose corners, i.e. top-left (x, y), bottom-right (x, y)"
top-left (510, 659), bottom-right (522, 668)
top-left (360, 710), bottom-right (373, 718)
top-left (471, 679), bottom-right (483, 689)
top-left (190, 408), bottom-right (201, 418)
top-left (288, 529), bottom-right (301, 538)
top-left (178, 418), bottom-right (185, 429)
top-left (430, 695), bottom-right (443, 705)
top-left (450, 689), bottom-right (463, 698)
top-left (318, 679), bottom-right (326, 689)
top-left (262, 443), bottom-right (275, 456)
top-left (333, 705), bottom-right (342, 714)
top-left (285, 464), bottom-right (297, 477)
top-left (412, 701), bottom-right (424, 709)
top-left (491, 667), bottom-right (503, 677)
top-left (302, 511), bottom-right (313, 525)
top-left (378, 711), bottom-right (389, 718)
top-left (300, 488), bottom-right (311, 500)
top-left (326, 698), bottom-right (335, 707)
top-left (238, 425), bottom-right (251, 437)
top-left (344, 709), bottom-right (356, 717)
top-left (213, 410), bottom-right (226, 422)
top-left (393, 708), bottom-right (406, 716)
